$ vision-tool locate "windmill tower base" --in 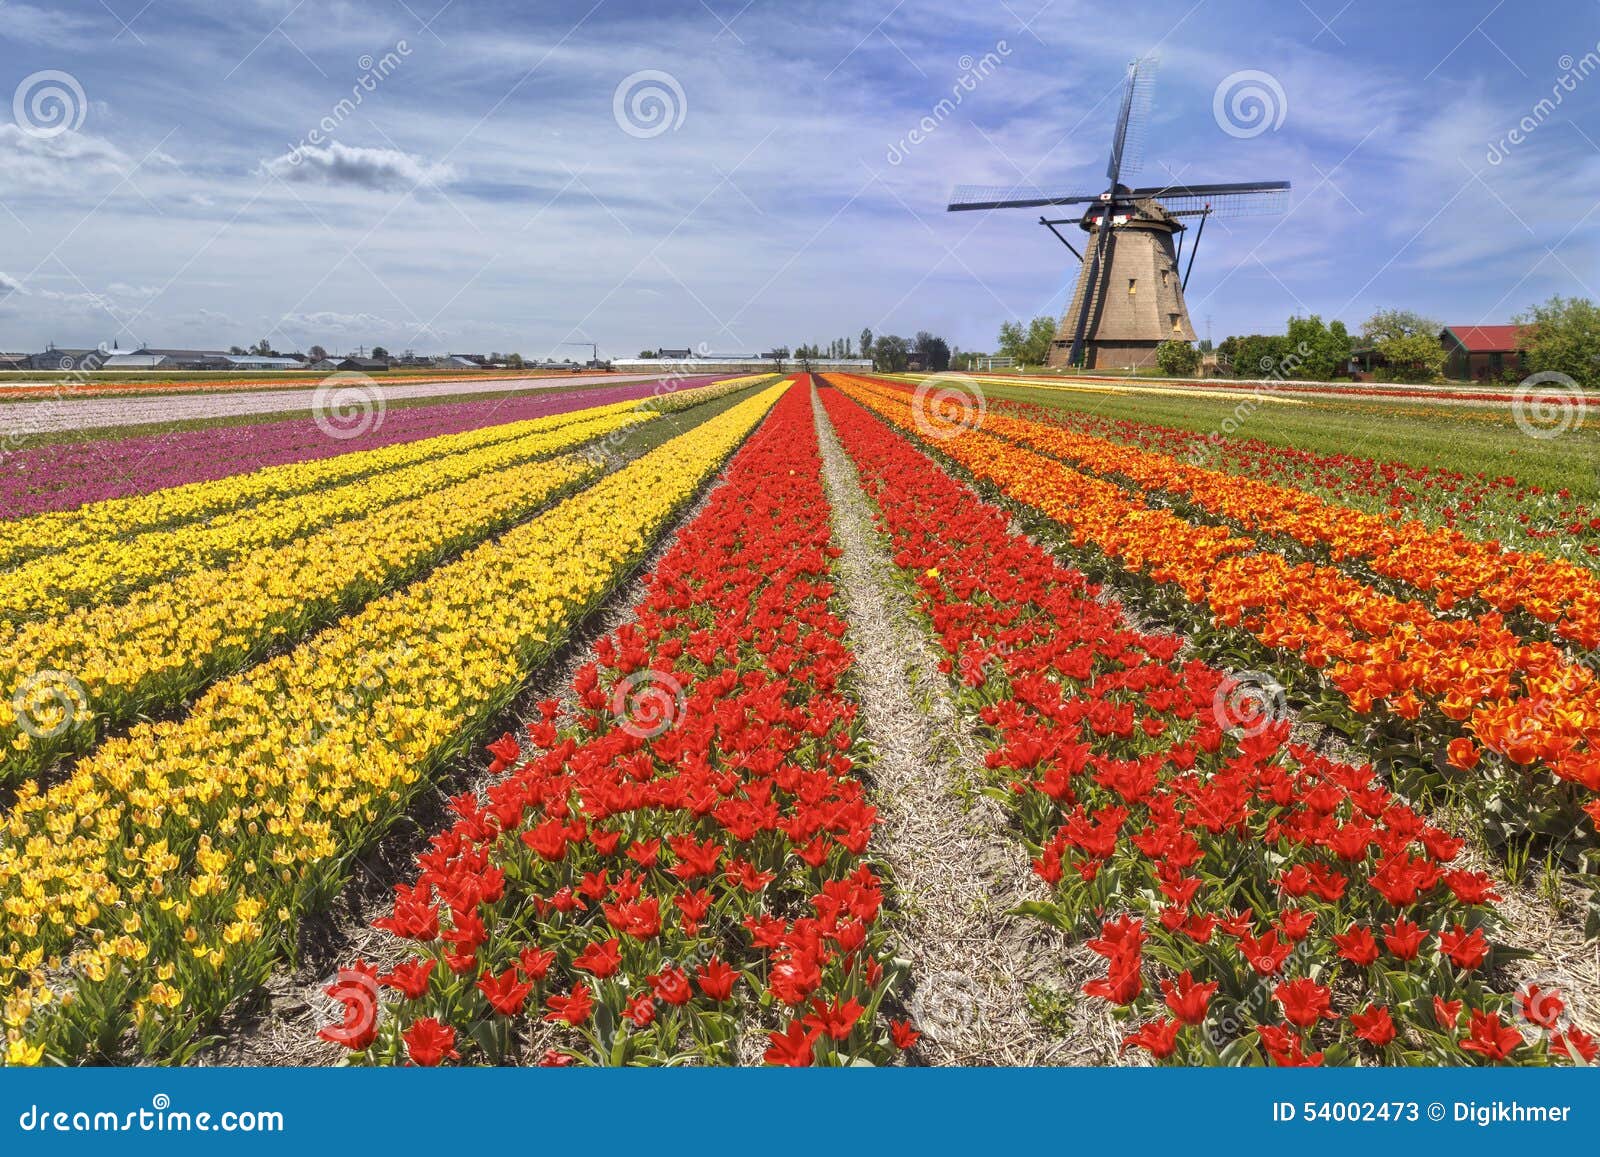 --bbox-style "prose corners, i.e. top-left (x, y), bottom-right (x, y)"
top-left (1047, 213), bottom-right (1196, 370)
top-left (1051, 339), bottom-right (1167, 370)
